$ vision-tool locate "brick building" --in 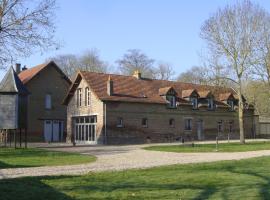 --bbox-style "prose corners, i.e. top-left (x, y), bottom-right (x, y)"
top-left (63, 70), bottom-right (258, 145)
top-left (17, 61), bottom-right (71, 142)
